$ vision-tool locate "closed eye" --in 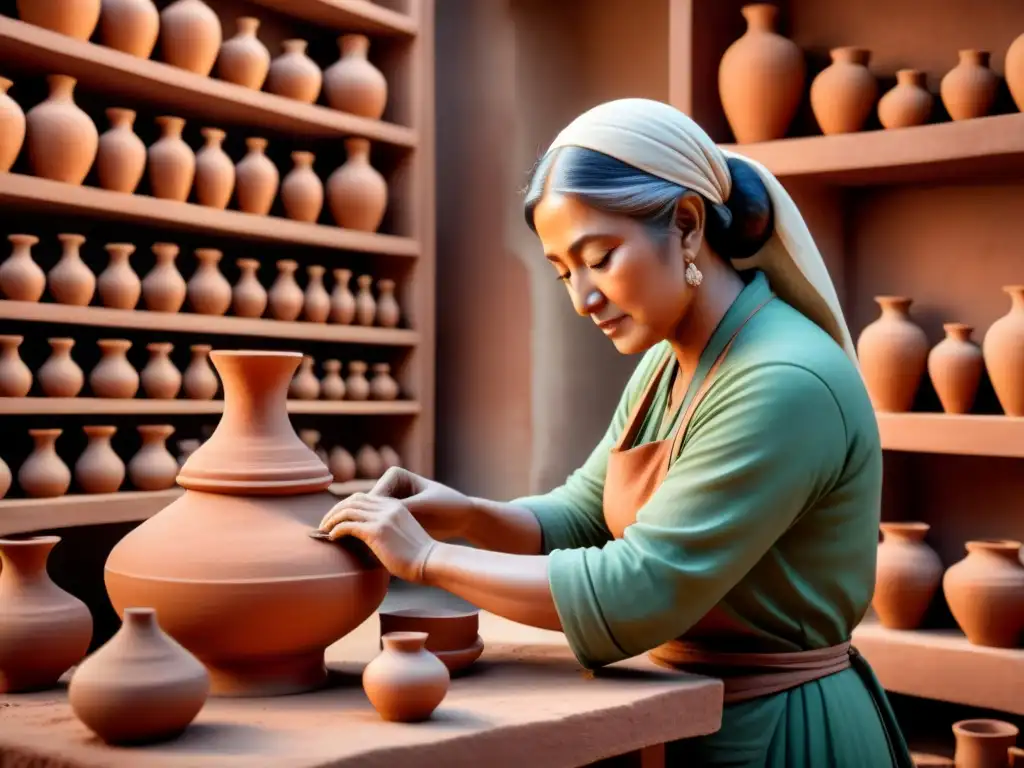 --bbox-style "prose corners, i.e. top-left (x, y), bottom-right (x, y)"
top-left (587, 247), bottom-right (617, 271)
